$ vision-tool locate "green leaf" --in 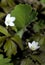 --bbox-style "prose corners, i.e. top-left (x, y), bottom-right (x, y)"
top-left (11, 35), bottom-right (24, 50)
top-left (0, 26), bottom-right (10, 36)
top-left (11, 26), bottom-right (18, 32)
top-left (0, 0), bottom-right (15, 13)
top-left (0, 54), bottom-right (13, 65)
top-left (0, 12), bottom-right (5, 19)
top-left (4, 40), bottom-right (17, 58)
top-left (7, 0), bottom-right (15, 7)
top-left (17, 29), bottom-right (24, 38)
top-left (42, 63), bottom-right (45, 65)
top-left (40, 0), bottom-right (45, 3)
top-left (29, 10), bottom-right (37, 21)
top-left (11, 4), bottom-right (32, 30)
top-left (0, 0), bottom-right (10, 13)
top-left (30, 55), bottom-right (42, 64)
top-left (39, 45), bottom-right (45, 65)
top-left (39, 36), bottom-right (45, 46)
top-left (30, 34), bottom-right (45, 46)
top-left (20, 58), bottom-right (35, 65)
top-left (33, 22), bottom-right (41, 32)
top-left (0, 36), bottom-right (6, 47)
